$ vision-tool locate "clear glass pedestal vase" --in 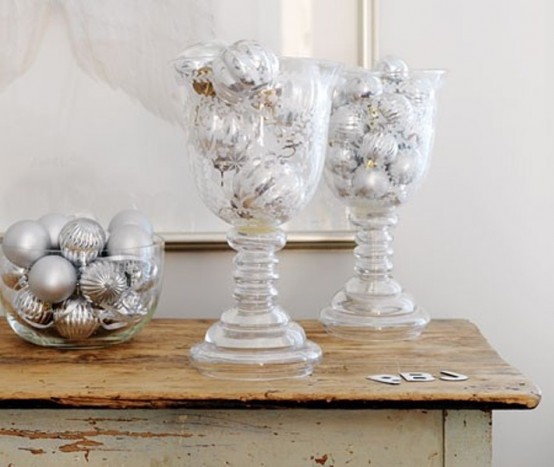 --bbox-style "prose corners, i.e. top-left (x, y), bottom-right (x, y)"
top-left (190, 229), bottom-right (321, 380)
top-left (320, 209), bottom-right (429, 340)
top-left (175, 39), bottom-right (340, 379)
top-left (319, 59), bottom-right (444, 341)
